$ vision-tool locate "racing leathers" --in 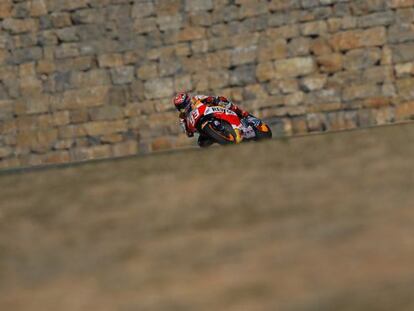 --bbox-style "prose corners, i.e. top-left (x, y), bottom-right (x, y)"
top-left (179, 95), bottom-right (249, 147)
